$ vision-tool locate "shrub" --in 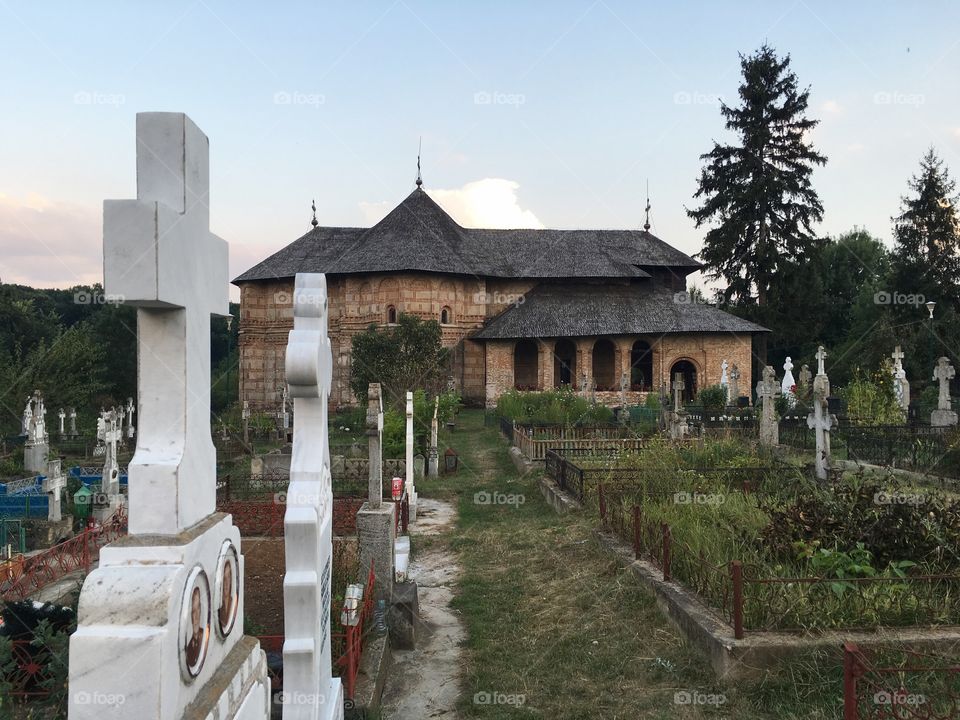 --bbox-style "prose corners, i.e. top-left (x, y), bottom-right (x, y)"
top-left (495, 388), bottom-right (613, 425)
top-left (697, 384), bottom-right (728, 411)
top-left (841, 366), bottom-right (905, 425)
